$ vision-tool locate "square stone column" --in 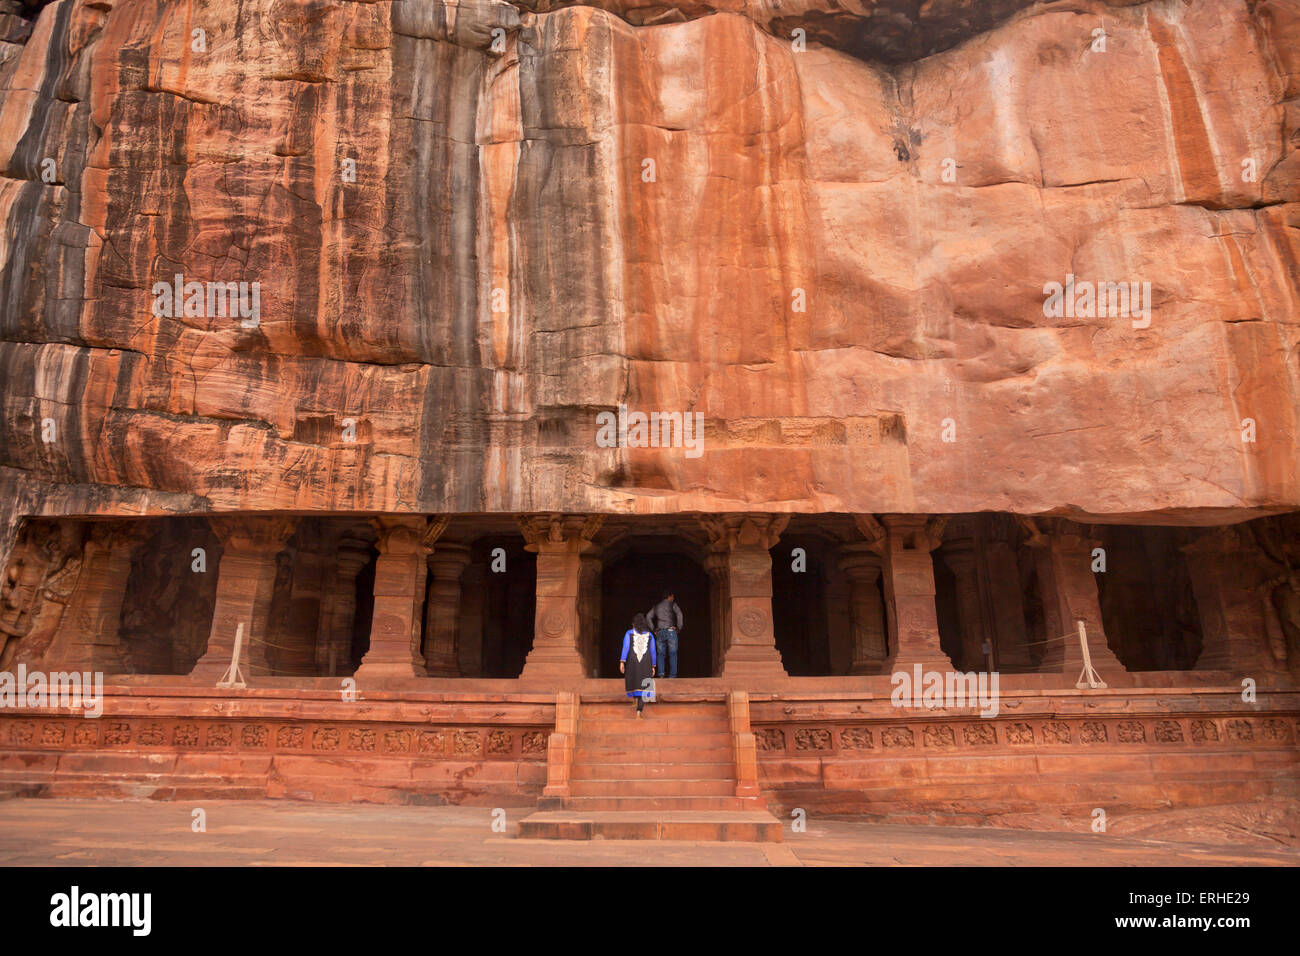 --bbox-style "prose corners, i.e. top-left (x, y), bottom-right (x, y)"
top-left (314, 525), bottom-right (373, 676)
top-left (356, 516), bottom-right (442, 679)
top-left (1182, 526), bottom-right (1280, 675)
top-left (981, 518), bottom-right (1035, 672)
top-left (577, 550), bottom-right (603, 678)
top-left (705, 550), bottom-right (731, 677)
top-left (457, 562), bottom-right (486, 676)
top-left (701, 515), bottom-right (790, 679)
top-left (423, 541), bottom-right (471, 677)
top-left (876, 515), bottom-right (953, 672)
top-left (275, 525), bottom-right (329, 677)
top-left (44, 523), bottom-right (146, 672)
top-left (942, 543), bottom-right (991, 672)
top-left (838, 543), bottom-right (887, 675)
top-left (190, 516), bottom-right (297, 682)
top-left (519, 514), bottom-right (604, 681)
top-left (1024, 519), bottom-right (1125, 676)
